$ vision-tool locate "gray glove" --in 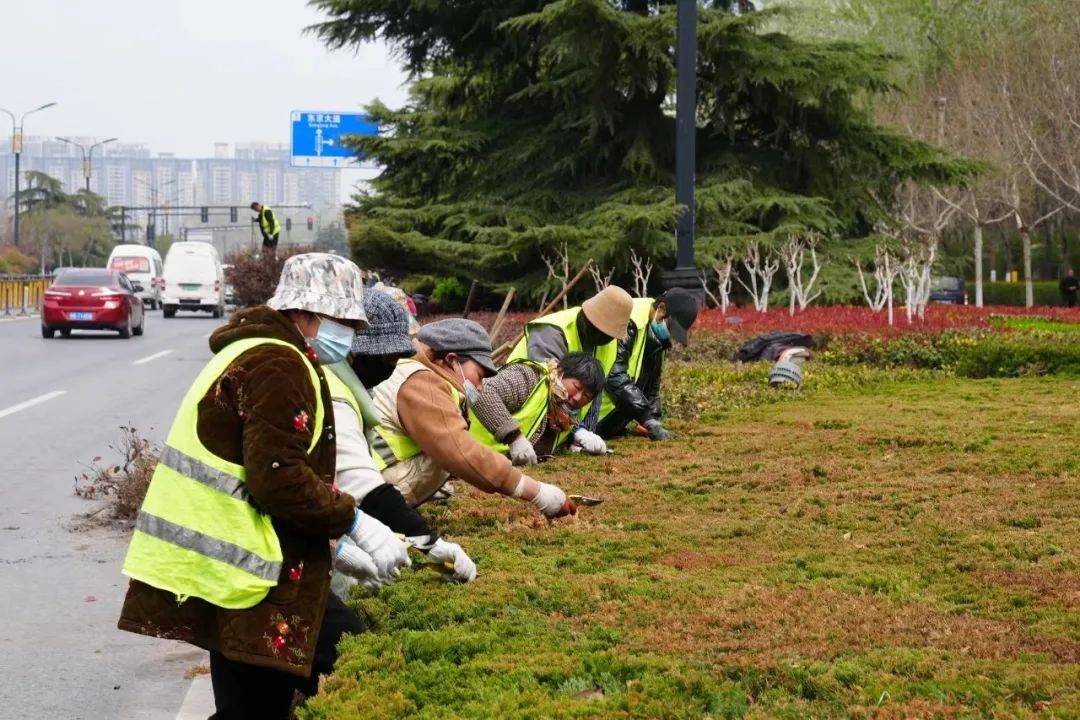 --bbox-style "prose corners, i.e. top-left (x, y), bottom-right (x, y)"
top-left (508, 435), bottom-right (538, 466)
top-left (644, 419), bottom-right (674, 441)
